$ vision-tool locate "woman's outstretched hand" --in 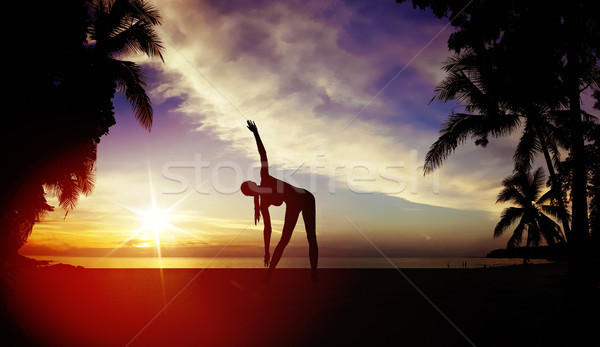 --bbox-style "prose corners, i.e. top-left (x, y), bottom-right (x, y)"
top-left (247, 120), bottom-right (258, 133)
